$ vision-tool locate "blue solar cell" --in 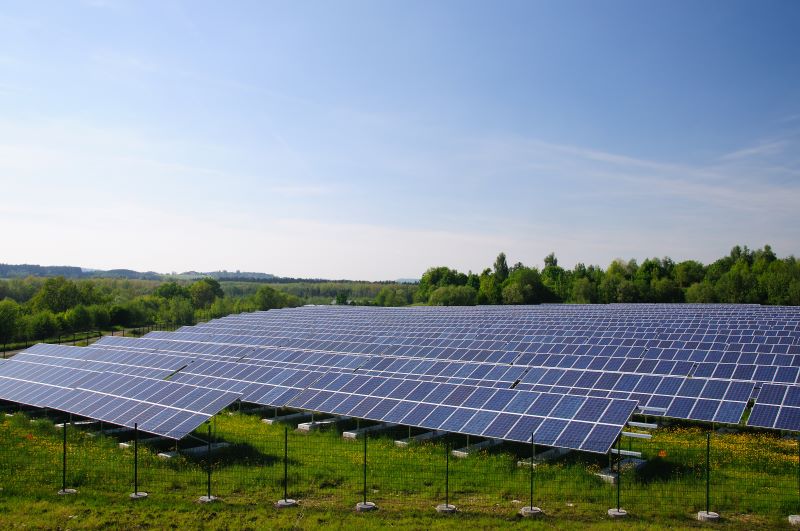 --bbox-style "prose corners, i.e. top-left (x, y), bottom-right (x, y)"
top-left (678, 379), bottom-right (705, 398)
top-left (784, 386), bottom-right (800, 407)
top-left (483, 389), bottom-right (516, 411)
top-left (754, 365), bottom-right (778, 382)
top-left (439, 408), bottom-right (477, 432)
top-left (689, 399), bottom-right (719, 421)
top-left (549, 395), bottom-right (585, 419)
top-left (382, 401), bottom-right (417, 424)
top-left (526, 393), bottom-right (561, 416)
top-left (503, 392), bottom-right (537, 414)
top-left (505, 415), bottom-right (542, 442)
top-left (712, 364), bottom-right (735, 379)
top-left (775, 407), bottom-right (800, 431)
top-left (462, 387), bottom-right (496, 409)
top-left (421, 383), bottom-right (457, 404)
top-left (460, 410), bottom-right (498, 435)
top-left (714, 401), bottom-right (745, 424)
top-left (400, 403), bottom-right (436, 426)
top-left (441, 385), bottom-right (475, 406)
top-left (363, 397), bottom-right (401, 420)
top-left (599, 400), bottom-right (634, 425)
top-left (666, 397), bottom-right (695, 418)
top-left (406, 381), bottom-right (438, 401)
top-left (758, 384), bottom-right (787, 405)
top-left (348, 396), bottom-right (381, 418)
top-left (573, 397), bottom-right (608, 422)
top-left (329, 394), bottom-right (365, 416)
top-left (555, 421), bottom-right (593, 448)
top-left (422, 406), bottom-right (457, 428)
top-left (700, 380), bottom-right (728, 400)
top-left (533, 418), bottom-right (568, 446)
top-left (725, 381), bottom-right (754, 402)
top-left (482, 413), bottom-right (520, 438)
top-left (775, 367), bottom-right (799, 384)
